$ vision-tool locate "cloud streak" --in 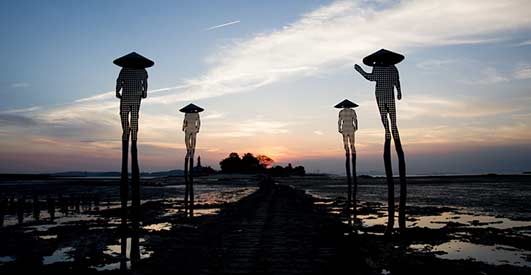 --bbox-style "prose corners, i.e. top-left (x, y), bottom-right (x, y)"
top-left (204, 20), bottom-right (241, 31)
